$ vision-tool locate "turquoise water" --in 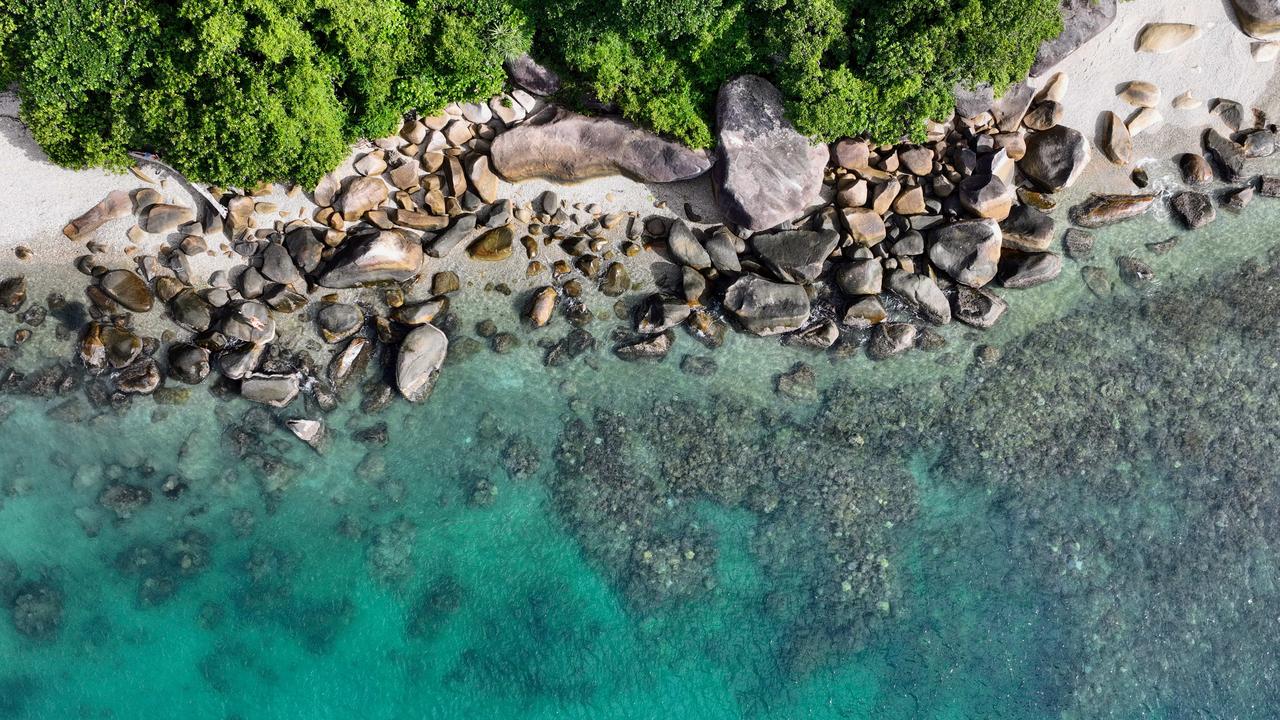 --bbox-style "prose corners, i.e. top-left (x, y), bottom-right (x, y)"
top-left (4, 173), bottom-right (1280, 719)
